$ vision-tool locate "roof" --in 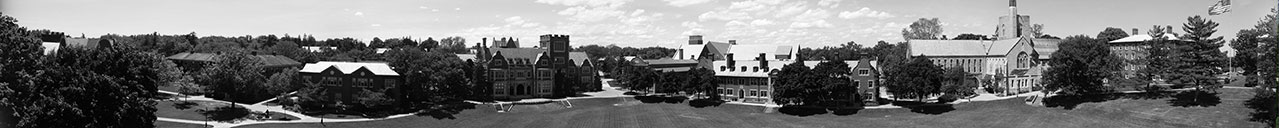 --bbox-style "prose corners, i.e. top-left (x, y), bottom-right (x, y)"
top-left (490, 47), bottom-right (544, 60)
top-left (653, 67), bottom-right (692, 72)
top-left (456, 54), bottom-right (478, 61)
top-left (165, 52), bottom-right (302, 68)
top-left (302, 46), bottom-right (335, 52)
top-left (299, 61), bottom-right (399, 76)
top-left (1031, 38), bottom-right (1062, 59)
top-left (641, 59), bottom-right (699, 65)
top-left (41, 42), bottom-right (60, 55)
top-left (569, 52), bottom-right (591, 66)
top-left (671, 44), bottom-right (705, 59)
top-left (909, 38), bottom-right (1024, 57)
top-left (726, 44), bottom-right (797, 60)
top-left (1109, 33), bottom-right (1184, 43)
top-left (375, 48), bottom-right (390, 54)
